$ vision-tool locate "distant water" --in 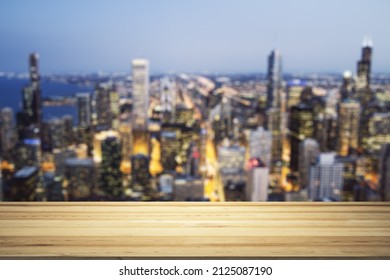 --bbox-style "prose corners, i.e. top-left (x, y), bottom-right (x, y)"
top-left (0, 77), bottom-right (92, 124)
